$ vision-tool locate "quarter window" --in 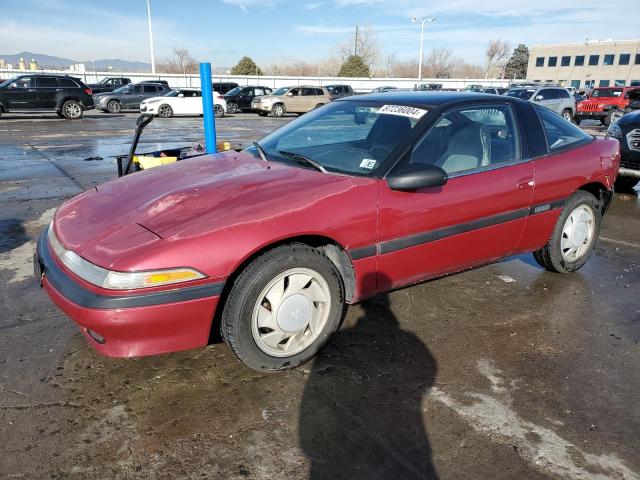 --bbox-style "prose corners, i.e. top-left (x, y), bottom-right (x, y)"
top-left (619, 54), bottom-right (630, 65)
top-left (603, 54), bottom-right (614, 66)
top-left (548, 57), bottom-right (558, 67)
top-left (589, 55), bottom-right (599, 66)
top-left (574, 56), bottom-right (585, 66)
top-left (58, 78), bottom-right (78, 88)
top-left (561, 56), bottom-right (571, 66)
top-left (537, 106), bottom-right (591, 153)
top-left (410, 105), bottom-right (519, 175)
top-left (535, 57), bottom-right (544, 67)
